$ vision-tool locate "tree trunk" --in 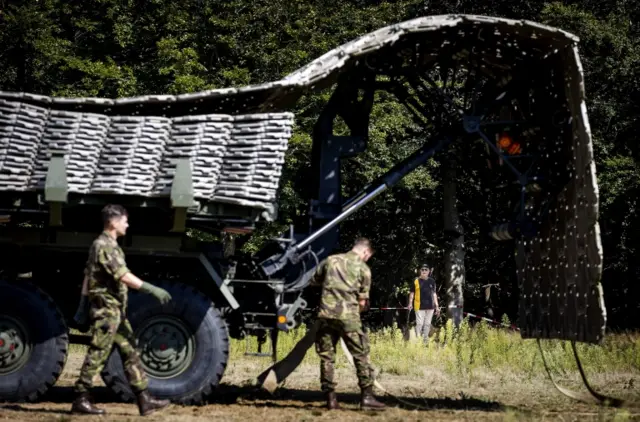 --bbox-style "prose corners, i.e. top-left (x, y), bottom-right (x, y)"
top-left (442, 154), bottom-right (465, 327)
